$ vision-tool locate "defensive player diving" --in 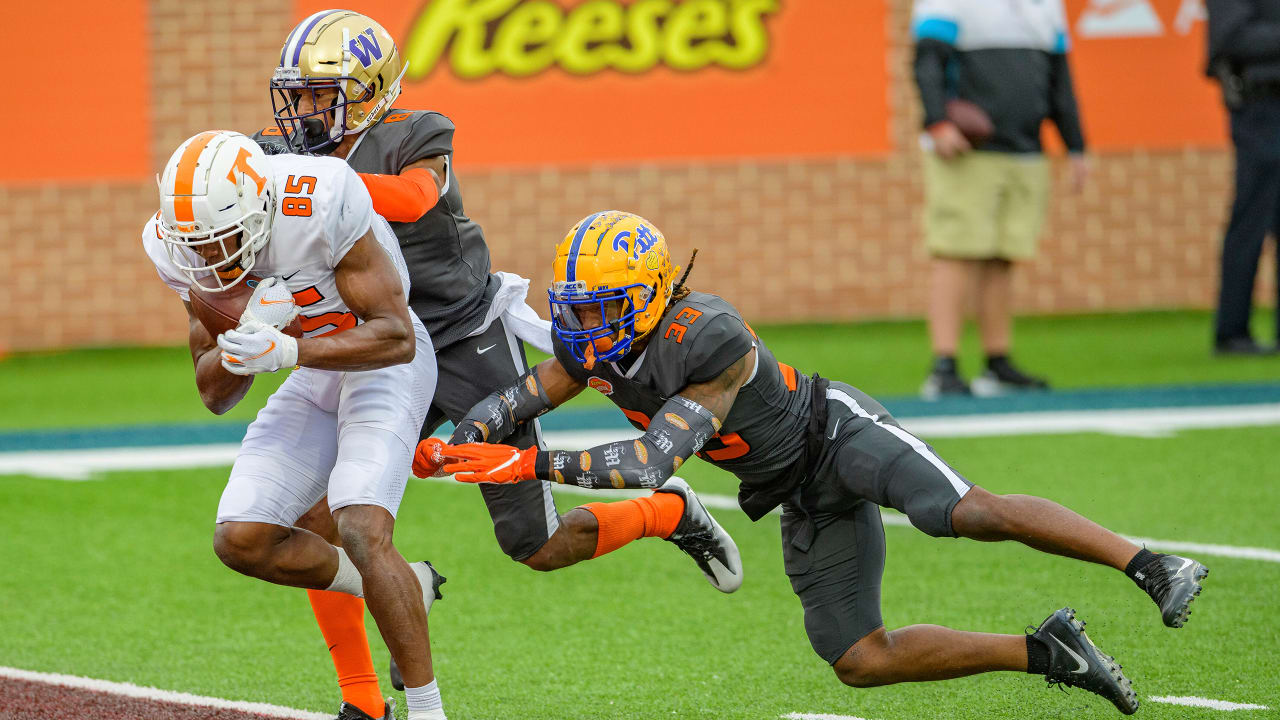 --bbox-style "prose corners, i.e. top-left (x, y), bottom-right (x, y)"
top-left (414, 210), bottom-right (1211, 716)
